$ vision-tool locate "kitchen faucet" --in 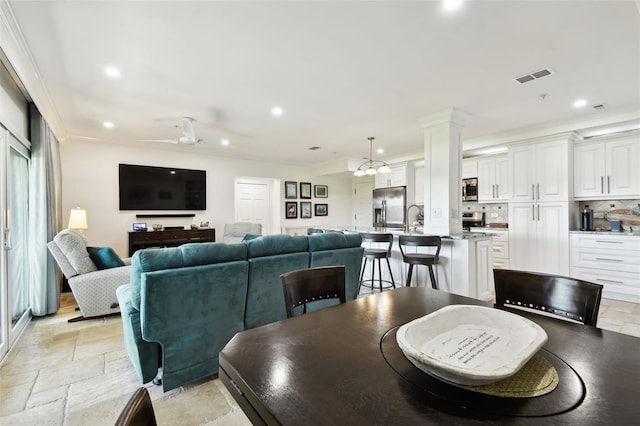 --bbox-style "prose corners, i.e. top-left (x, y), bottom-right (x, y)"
top-left (405, 204), bottom-right (424, 233)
